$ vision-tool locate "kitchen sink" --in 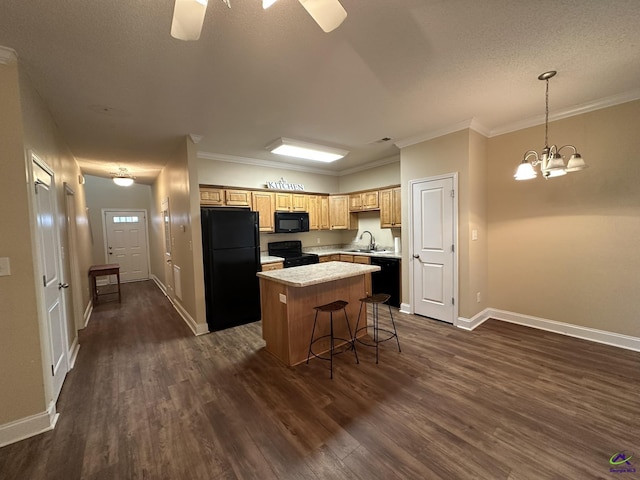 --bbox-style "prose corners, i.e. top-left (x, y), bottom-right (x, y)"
top-left (346, 249), bottom-right (393, 254)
